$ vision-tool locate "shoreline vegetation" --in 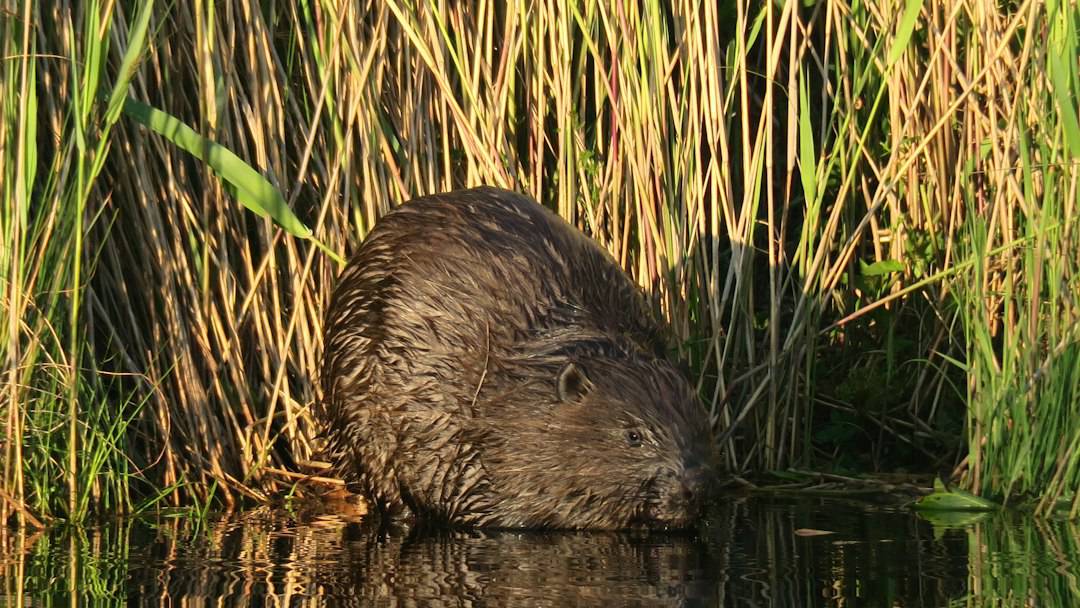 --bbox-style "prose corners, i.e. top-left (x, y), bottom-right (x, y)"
top-left (2, 1), bottom-right (1078, 525)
